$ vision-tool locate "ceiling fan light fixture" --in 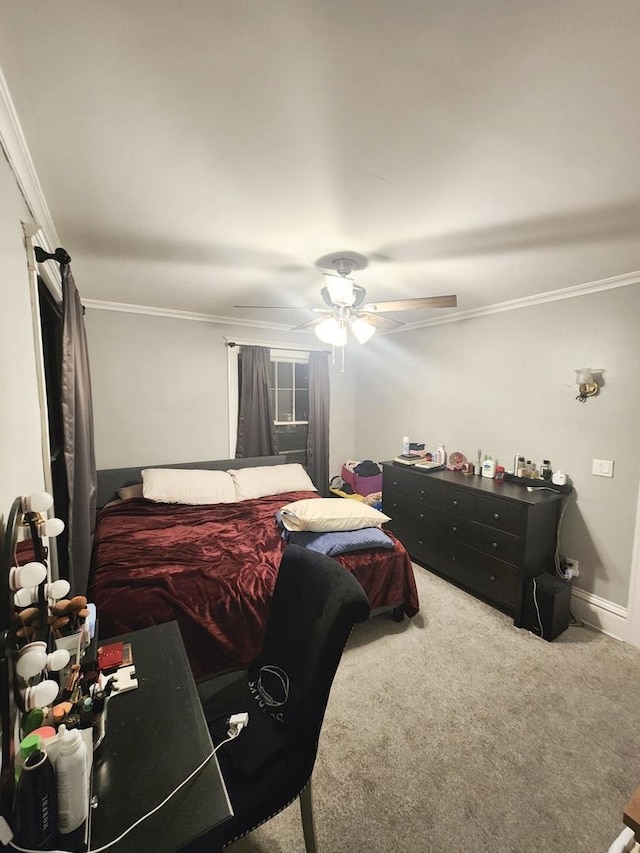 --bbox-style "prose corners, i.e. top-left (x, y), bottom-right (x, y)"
top-left (315, 317), bottom-right (347, 347)
top-left (323, 274), bottom-right (355, 307)
top-left (350, 317), bottom-right (376, 344)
